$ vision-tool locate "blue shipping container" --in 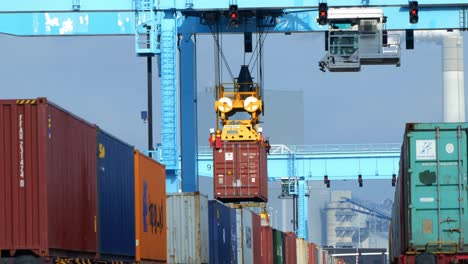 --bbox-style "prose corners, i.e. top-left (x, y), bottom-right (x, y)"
top-left (209, 200), bottom-right (237, 264)
top-left (97, 130), bottom-right (135, 257)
